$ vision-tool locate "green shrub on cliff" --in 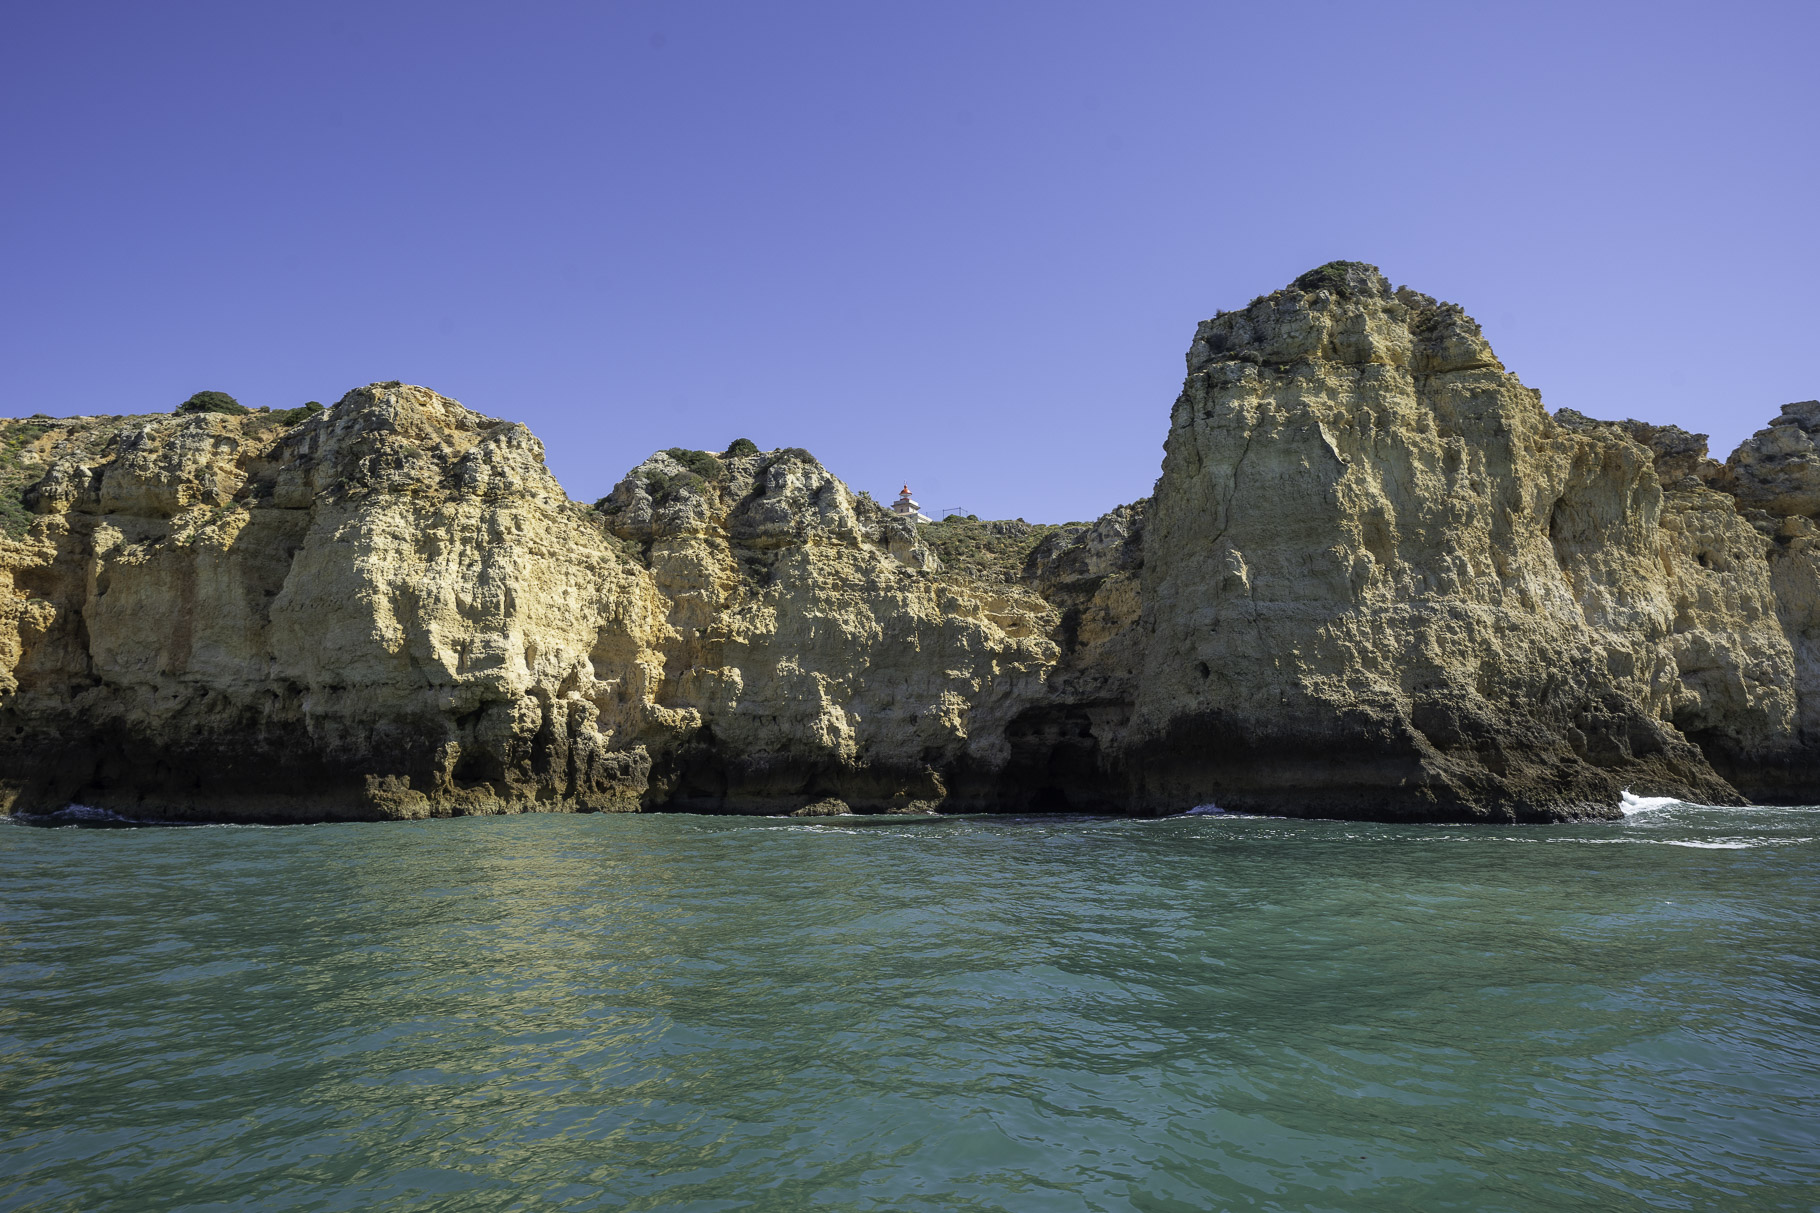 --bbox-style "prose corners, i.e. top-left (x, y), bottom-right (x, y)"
top-left (273, 401), bottom-right (325, 426)
top-left (724, 437), bottom-right (760, 459)
top-left (664, 448), bottom-right (725, 481)
top-left (639, 468), bottom-right (708, 502)
top-left (1291, 261), bottom-right (1379, 298)
top-left (615, 449), bottom-right (725, 506)
top-left (176, 391), bottom-right (250, 416)
top-left (0, 421), bottom-right (52, 538)
top-left (0, 494), bottom-right (29, 537)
